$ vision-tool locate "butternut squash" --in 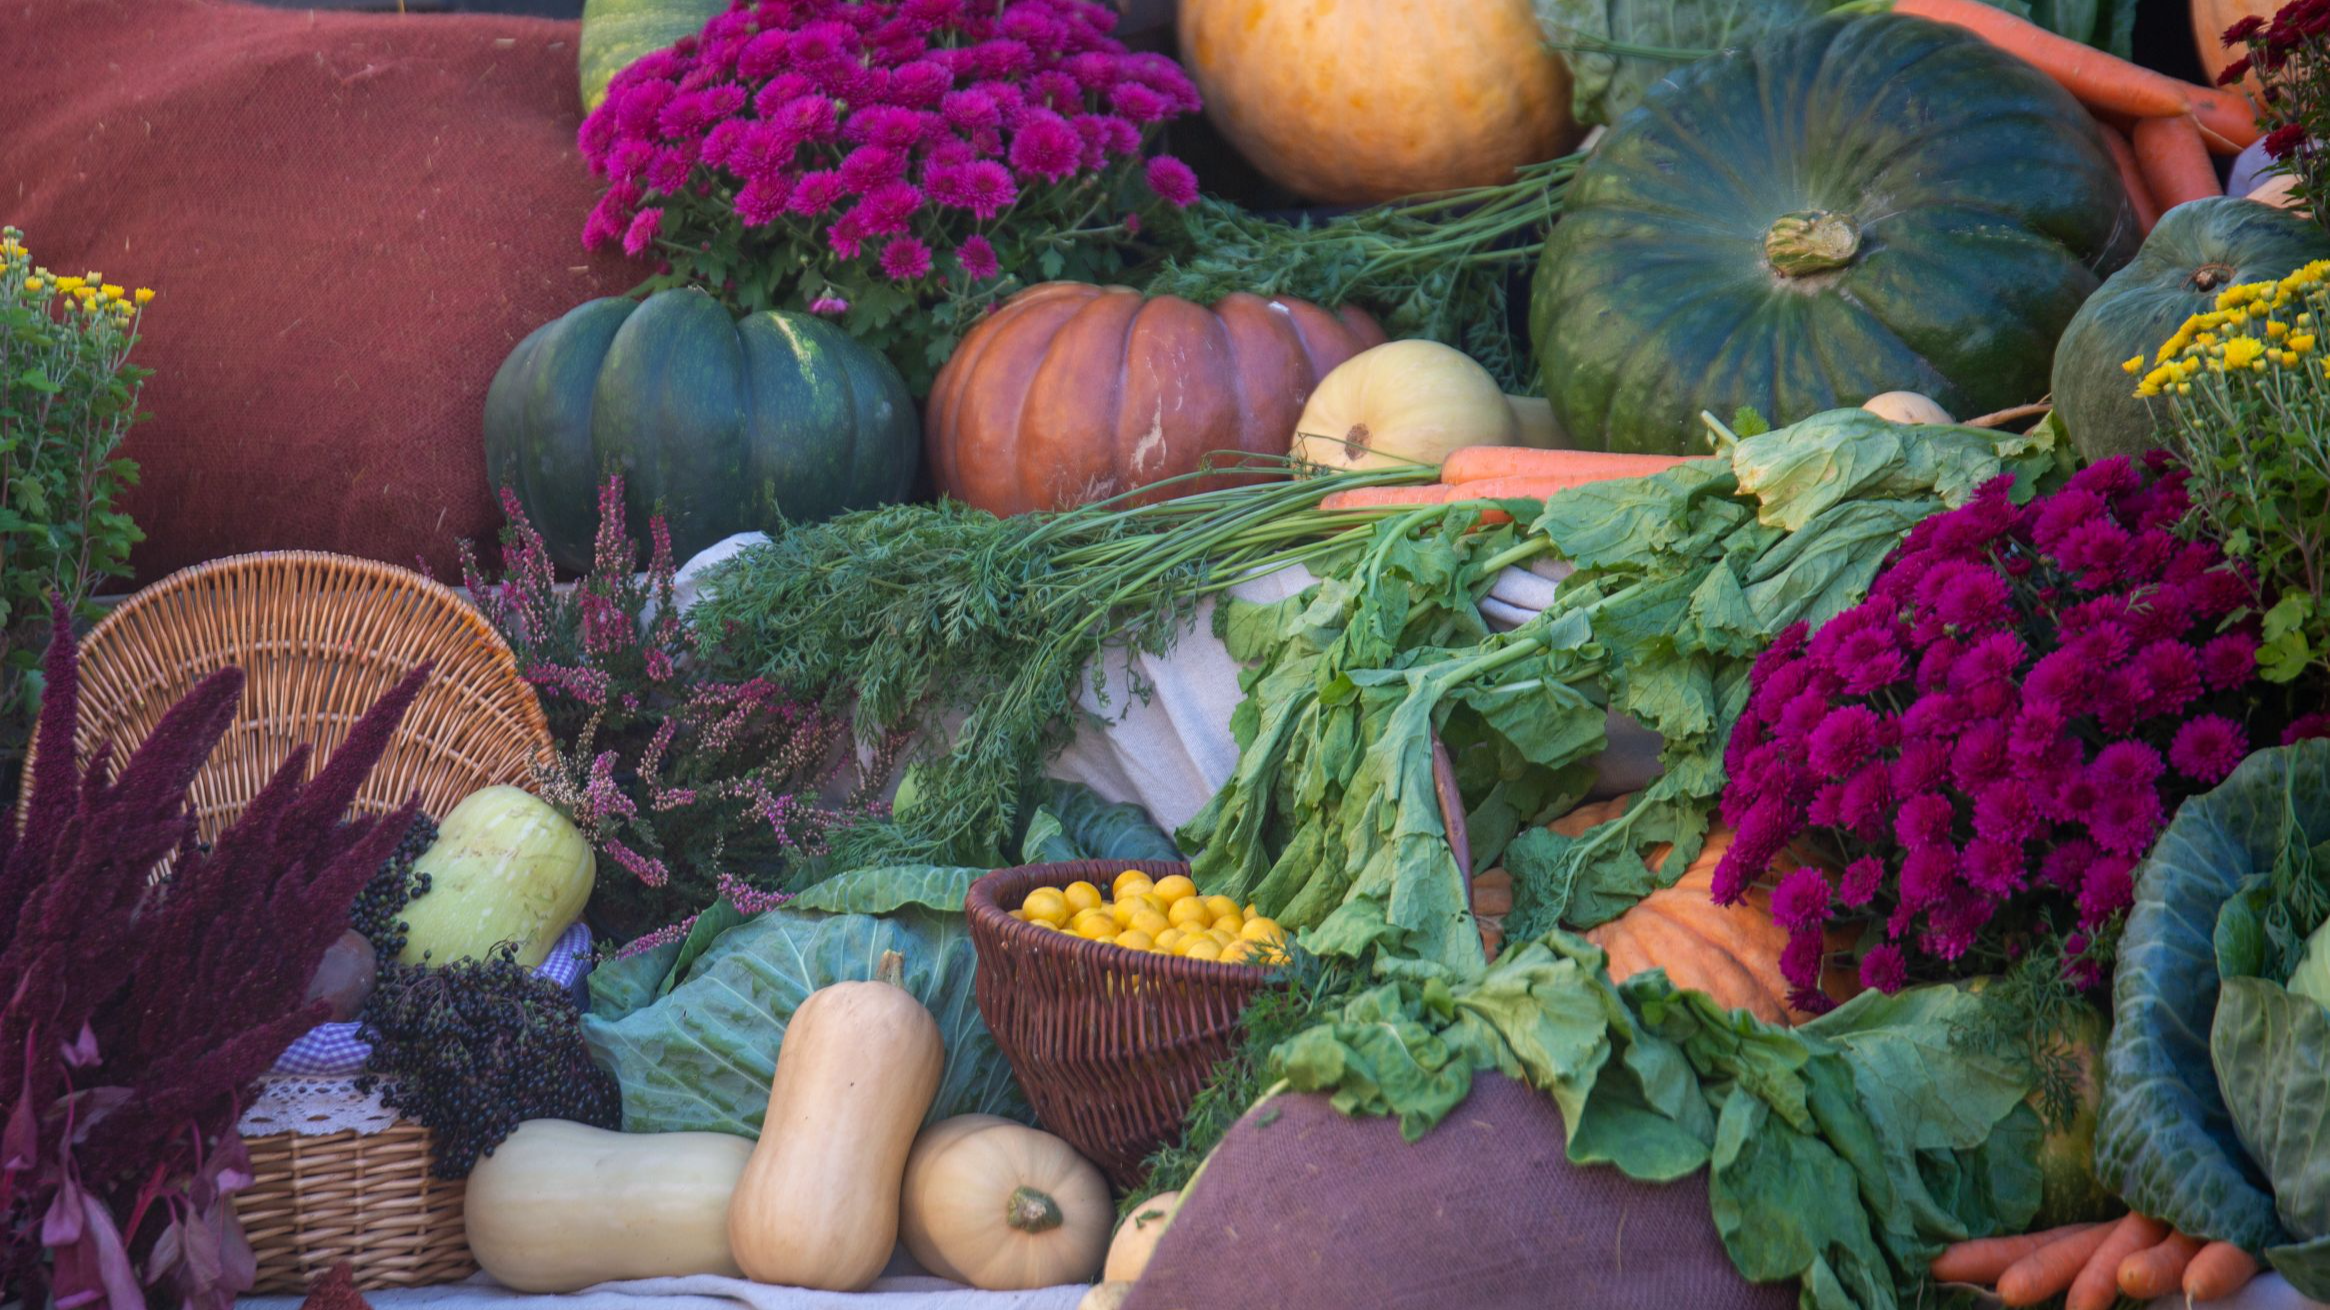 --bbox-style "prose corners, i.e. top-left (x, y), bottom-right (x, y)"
top-left (463, 1119), bottom-right (753, 1292)
top-left (899, 1116), bottom-right (1111, 1290)
top-left (726, 952), bottom-right (943, 1291)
